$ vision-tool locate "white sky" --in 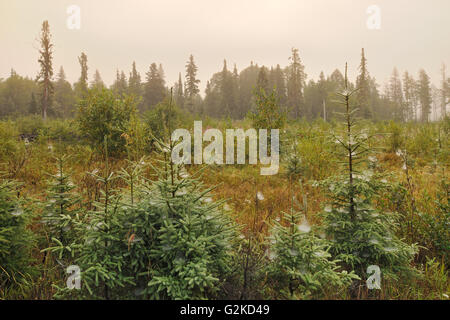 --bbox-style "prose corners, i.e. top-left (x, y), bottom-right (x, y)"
top-left (1, 0), bottom-right (449, 94)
